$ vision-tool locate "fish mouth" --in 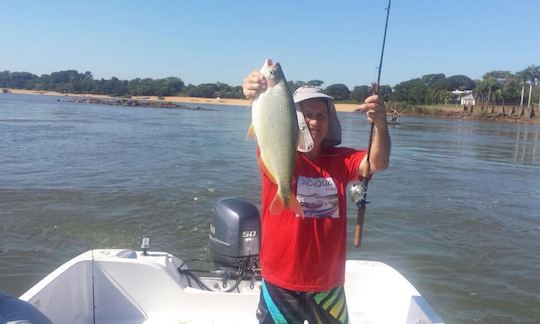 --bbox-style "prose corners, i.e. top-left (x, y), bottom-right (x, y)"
top-left (265, 59), bottom-right (280, 69)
